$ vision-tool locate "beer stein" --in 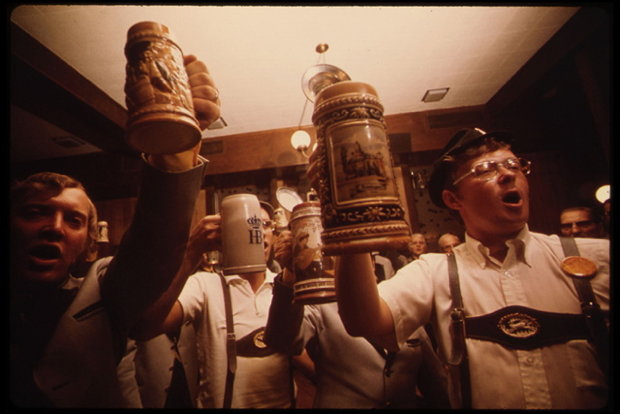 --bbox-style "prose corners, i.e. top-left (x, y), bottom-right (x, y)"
top-left (289, 202), bottom-right (336, 304)
top-left (304, 66), bottom-right (411, 255)
top-left (124, 21), bottom-right (201, 154)
top-left (96, 221), bottom-right (109, 243)
top-left (272, 207), bottom-right (289, 234)
top-left (220, 194), bottom-right (266, 275)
